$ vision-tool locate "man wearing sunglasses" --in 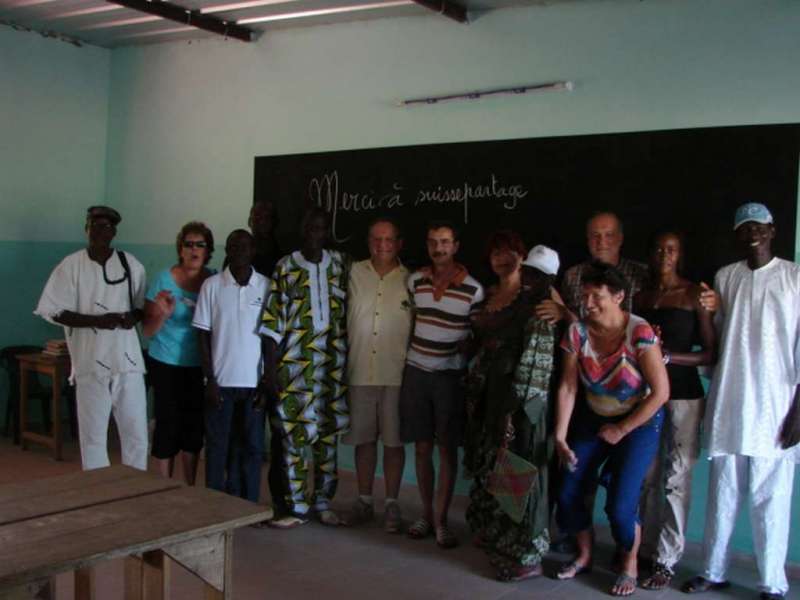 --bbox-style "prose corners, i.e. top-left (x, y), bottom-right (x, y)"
top-left (35, 205), bottom-right (149, 471)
